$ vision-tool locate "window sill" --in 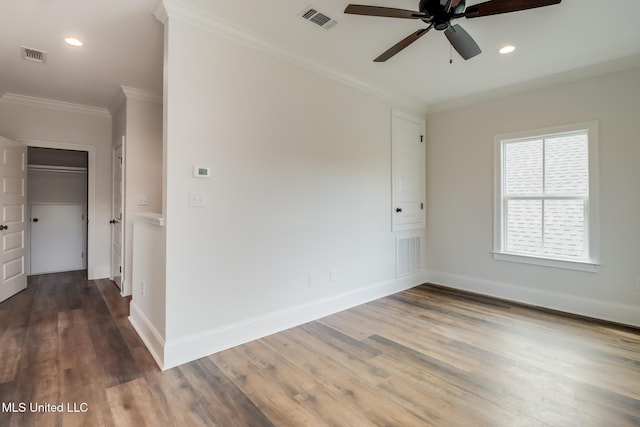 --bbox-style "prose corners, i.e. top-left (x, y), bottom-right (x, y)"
top-left (492, 252), bottom-right (600, 273)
